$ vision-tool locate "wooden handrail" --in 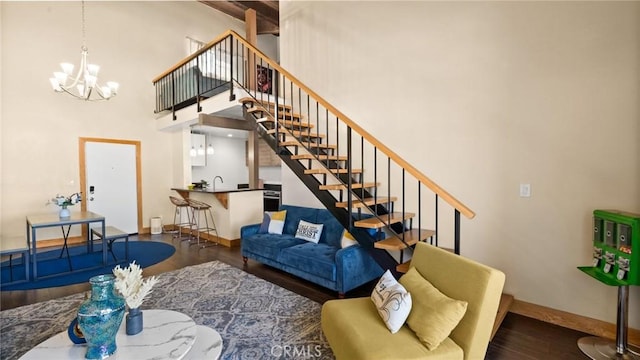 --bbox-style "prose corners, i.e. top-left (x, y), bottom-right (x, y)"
top-left (152, 30), bottom-right (236, 84)
top-left (152, 30), bottom-right (475, 219)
